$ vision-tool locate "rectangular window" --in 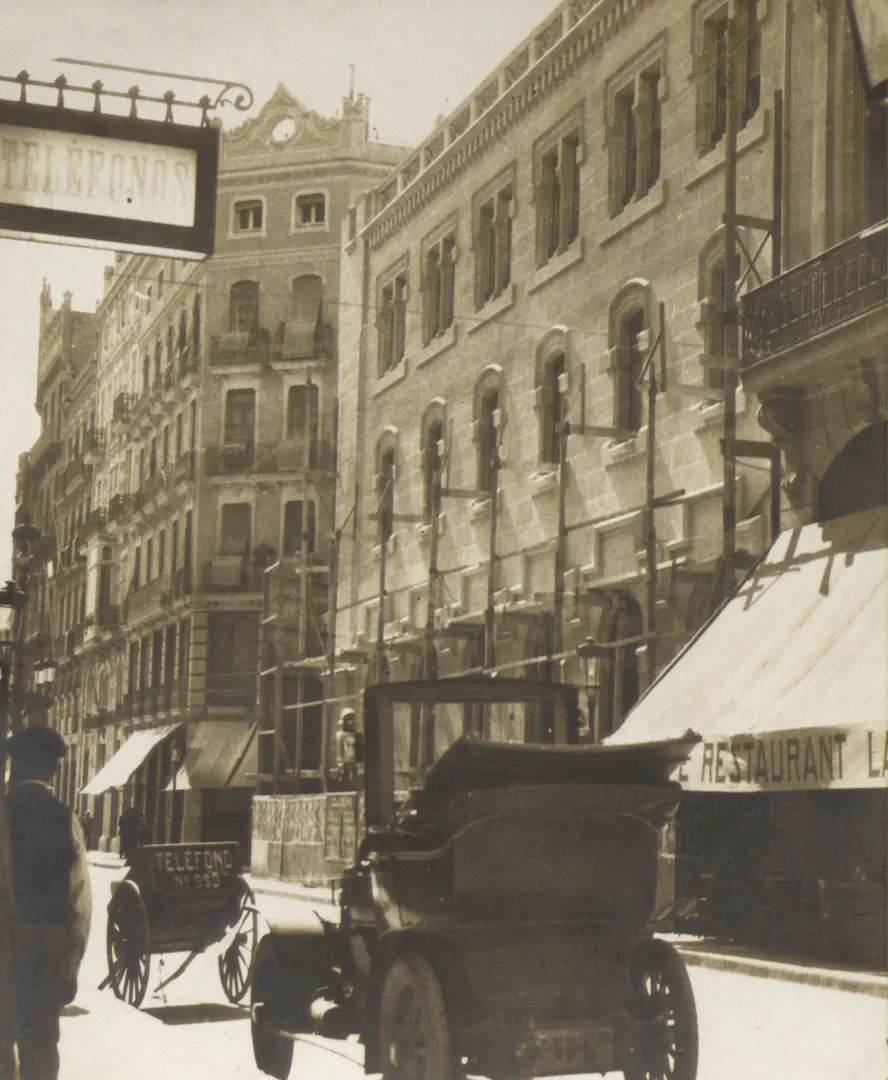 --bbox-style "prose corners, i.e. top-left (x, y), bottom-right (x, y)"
top-left (171, 519), bottom-right (179, 572)
top-left (286, 383), bottom-right (320, 448)
top-left (146, 538), bottom-right (154, 583)
top-left (220, 502), bottom-right (252, 555)
top-left (696, 1), bottom-right (760, 155)
top-left (475, 184), bottom-right (512, 310)
top-left (608, 65), bottom-right (661, 215)
top-left (132, 546), bottom-right (141, 590)
top-left (175, 413), bottom-right (183, 459)
top-left (158, 529), bottom-right (166, 577)
top-left (229, 280), bottom-right (260, 334)
top-left (377, 272), bottom-right (408, 375)
top-left (224, 389), bottom-right (256, 446)
top-left (422, 234), bottom-right (456, 345)
top-left (283, 500), bottom-right (316, 556)
top-left (233, 199), bottom-right (263, 233)
top-left (295, 193), bottom-right (326, 226)
top-left (536, 130), bottom-right (581, 267)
